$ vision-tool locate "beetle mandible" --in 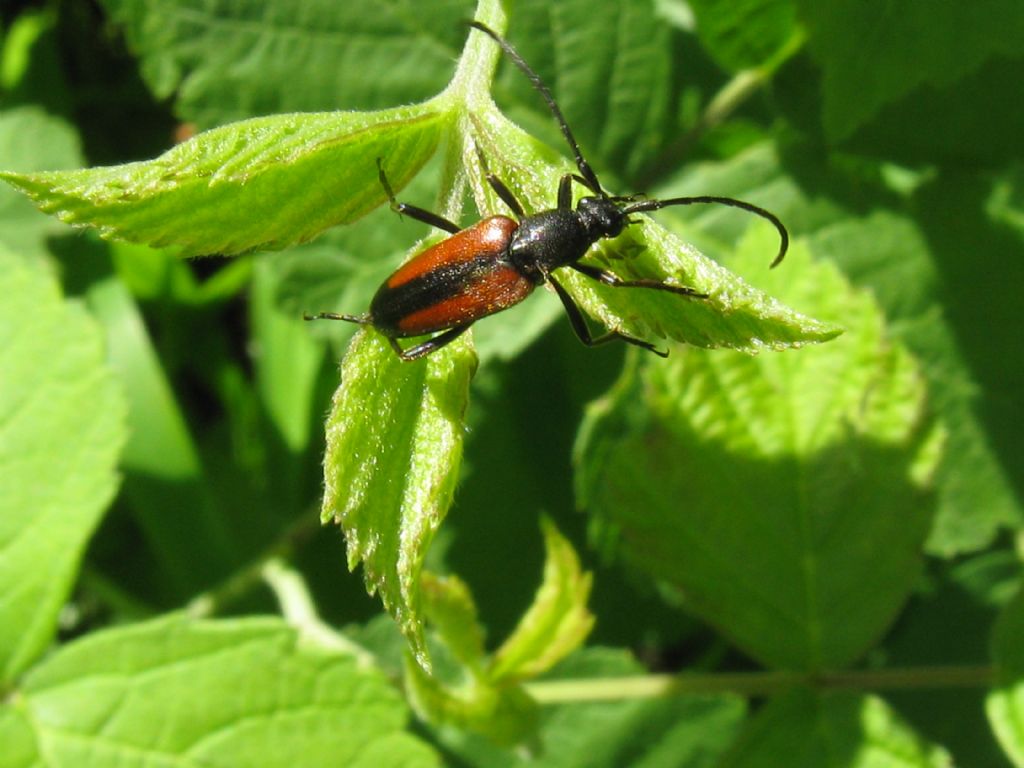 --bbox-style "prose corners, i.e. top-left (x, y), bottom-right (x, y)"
top-left (306, 22), bottom-right (788, 361)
